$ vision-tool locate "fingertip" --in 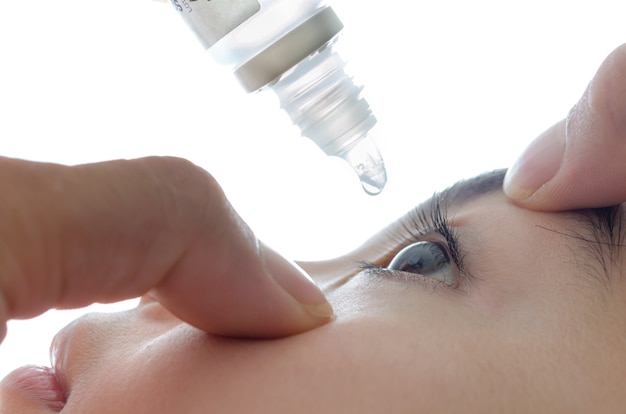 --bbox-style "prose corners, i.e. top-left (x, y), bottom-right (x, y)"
top-left (503, 121), bottom-right (566, 203)
top-left (260, 243), bottom-right (332, 317)
top-left (152, 227), bottom-right (332, 337)
top-left (503, 162), bottom-right (534, 202)
top-left (261, 243), bottom-right (333, 331)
